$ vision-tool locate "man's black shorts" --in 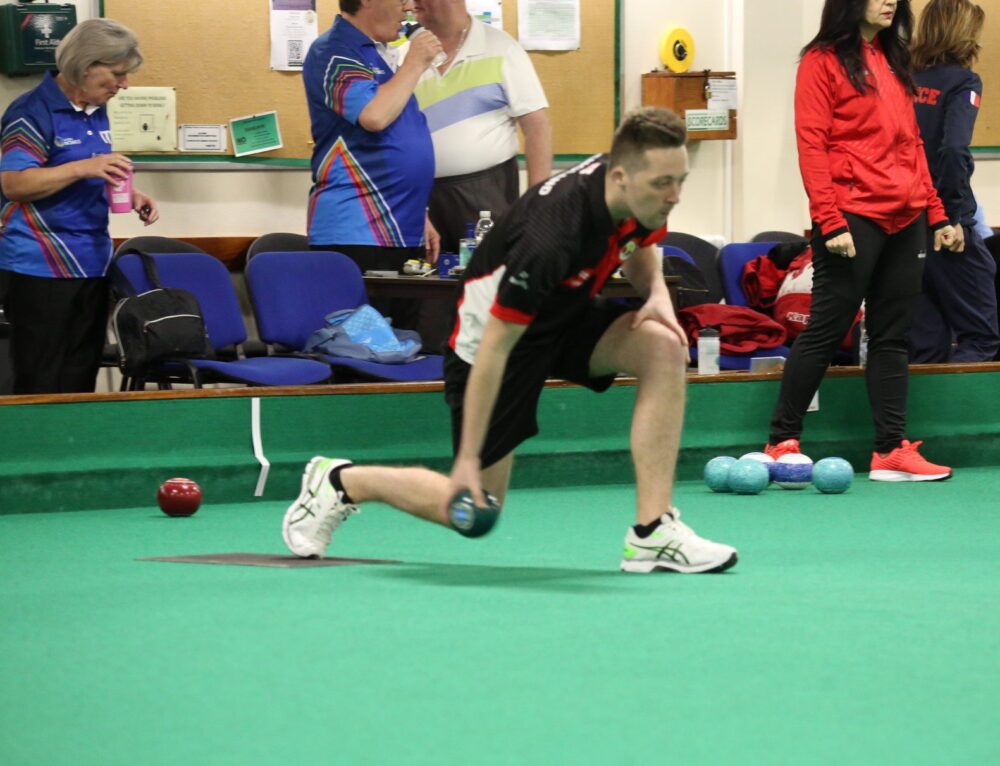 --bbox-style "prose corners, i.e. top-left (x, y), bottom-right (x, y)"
top-left (444, 298), bottom-right (630, 468)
